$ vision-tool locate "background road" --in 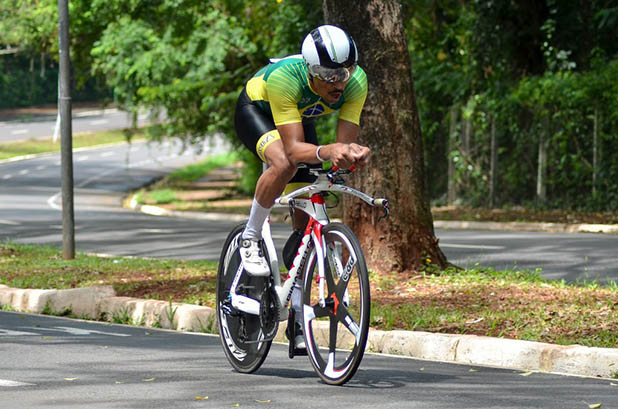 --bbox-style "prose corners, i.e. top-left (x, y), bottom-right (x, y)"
top-left (438, 229), bottom-right (618, 283)
top-left (0, 107), bottom-right (154, 143)
top-left (2, 311), bottom-right (616, 409)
